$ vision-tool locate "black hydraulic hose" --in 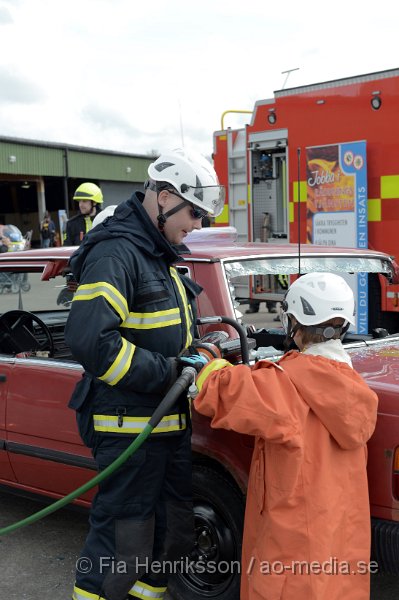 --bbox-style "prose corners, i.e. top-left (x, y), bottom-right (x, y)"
top-left (197, 316), bottom-right (250, 365)
top-left (0, 367), bottom-right (197, 536)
